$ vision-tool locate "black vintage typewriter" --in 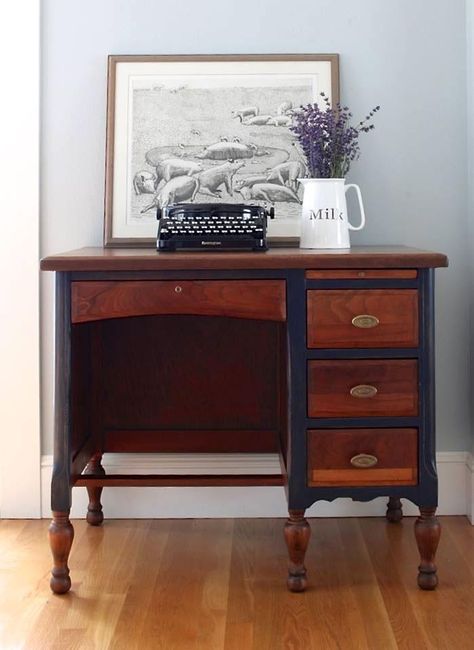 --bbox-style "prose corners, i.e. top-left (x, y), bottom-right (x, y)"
top-left (156, 203), bottom-right (274, 251)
